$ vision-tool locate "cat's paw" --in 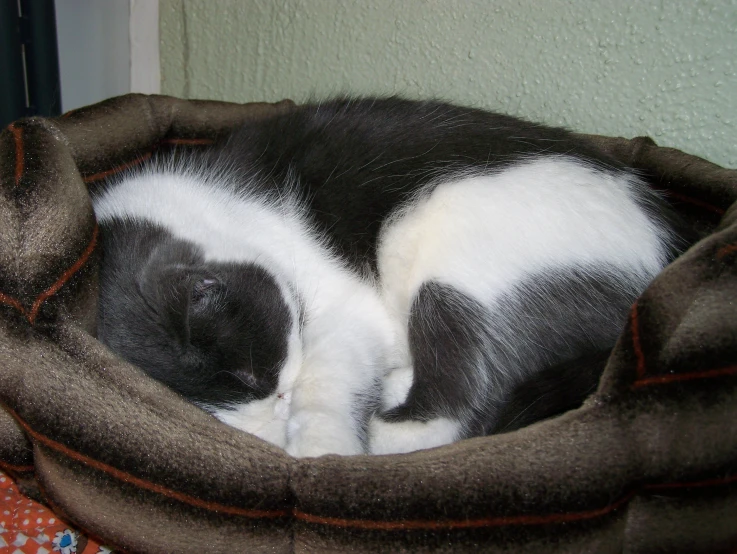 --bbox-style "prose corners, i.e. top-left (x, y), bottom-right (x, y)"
top-left (368, 415), bottom-right (461, 455)
top-left (380, 366), bottom-right (414, 411)
top-left (285, 411), bottom-right (364, 457)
